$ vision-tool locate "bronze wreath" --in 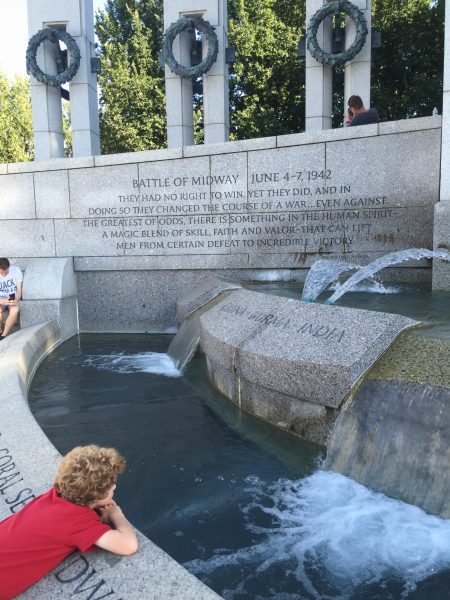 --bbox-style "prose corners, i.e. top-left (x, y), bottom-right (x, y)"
top-left (306, 1), bottom-right (368, 67)
top-left (26, 28), bottom-right (81, 87)
top-left (162, 17), bottom-right (218, 80)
